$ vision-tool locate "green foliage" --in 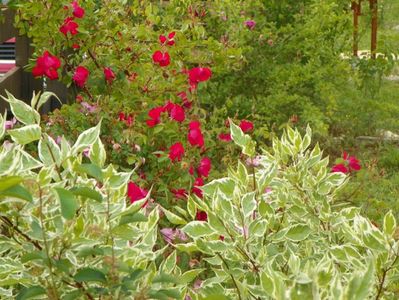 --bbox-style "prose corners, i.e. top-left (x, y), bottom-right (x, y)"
top-left (0, 93), bottom-right (187, 299)
top-left (180, 123), bottom-right (399, 299)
